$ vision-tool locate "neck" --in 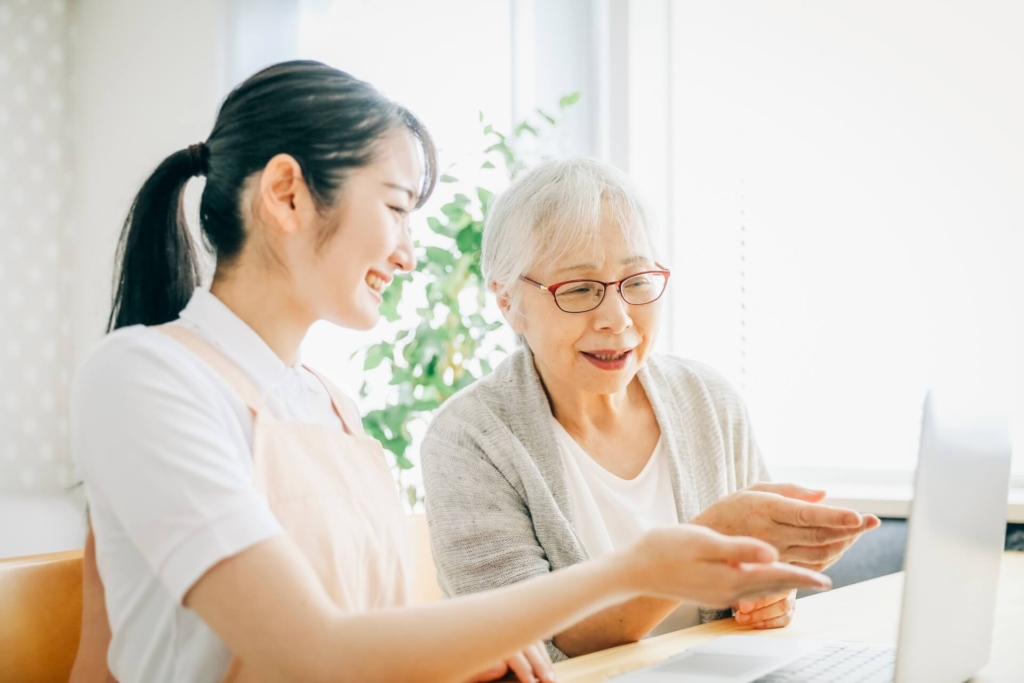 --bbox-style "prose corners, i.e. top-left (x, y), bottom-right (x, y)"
top-left (534, 356), bottom-right (644, 434)
top-left (209, 266), bottom-right (313, 367)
